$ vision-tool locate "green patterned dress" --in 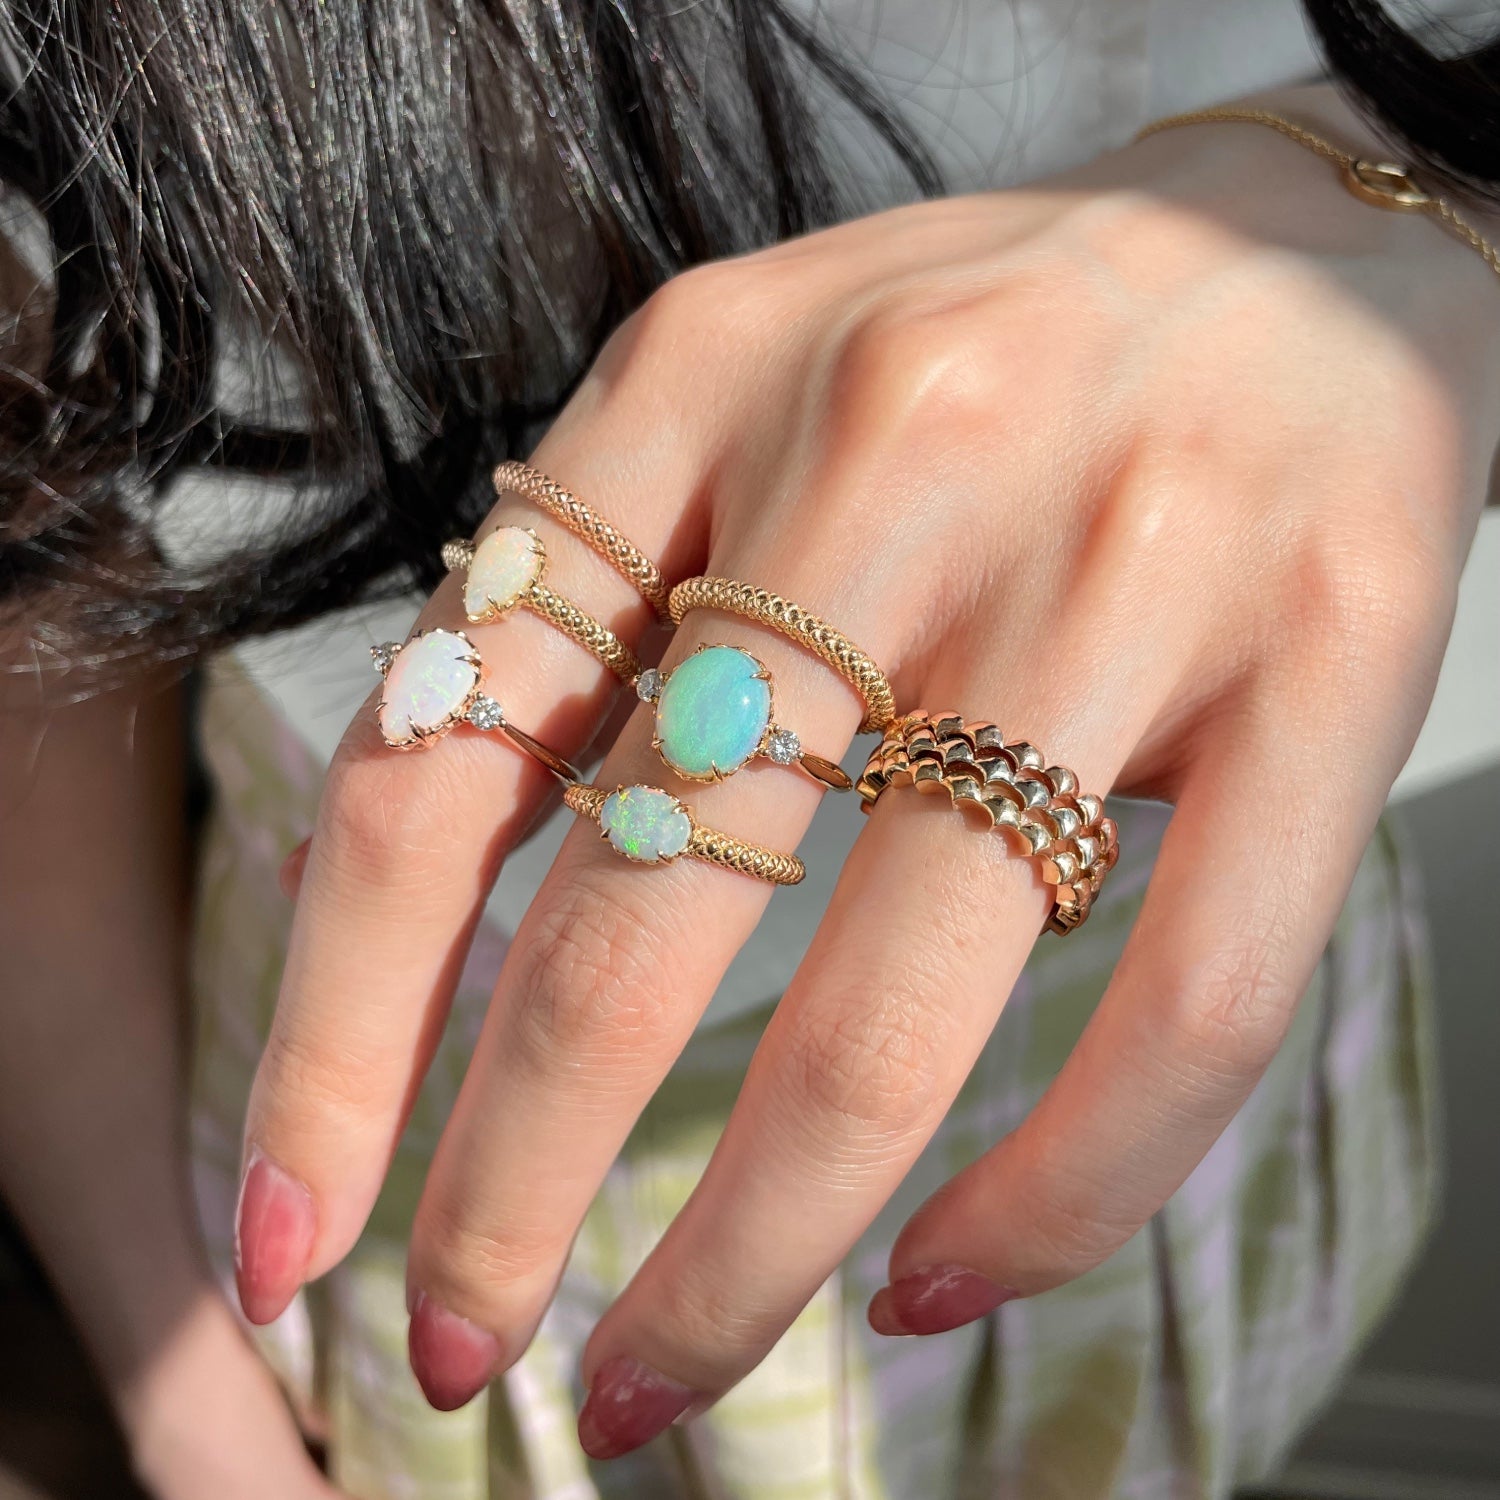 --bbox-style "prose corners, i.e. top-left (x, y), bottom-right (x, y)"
top-left (188, 656), bottom-right (1437, 1499)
